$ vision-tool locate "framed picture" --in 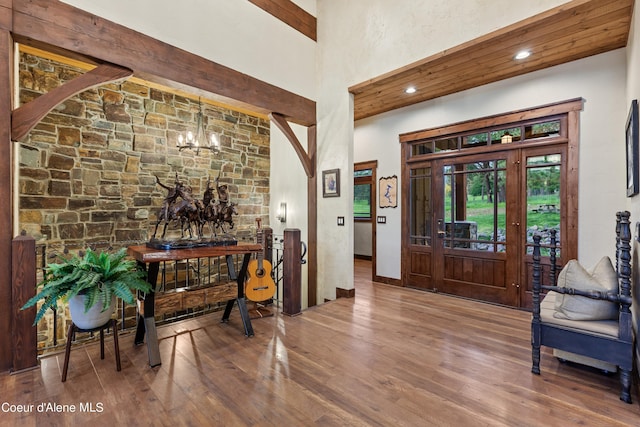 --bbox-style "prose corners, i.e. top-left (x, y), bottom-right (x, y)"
top-left (379, 175), bottom-right (398, 208)
top-left (322, 169), bottom-right (340, 197)
top-left (626, 99), bottom-right (639, 197)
